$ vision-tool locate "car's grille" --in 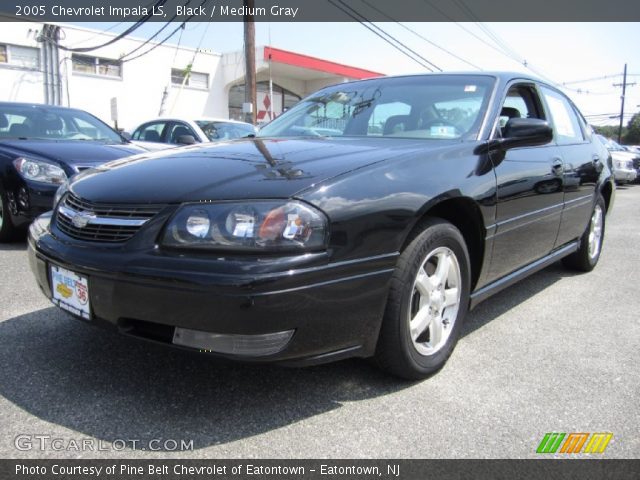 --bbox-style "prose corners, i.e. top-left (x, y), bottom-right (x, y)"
top-left (55, 193), bottom-right (166, 243)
